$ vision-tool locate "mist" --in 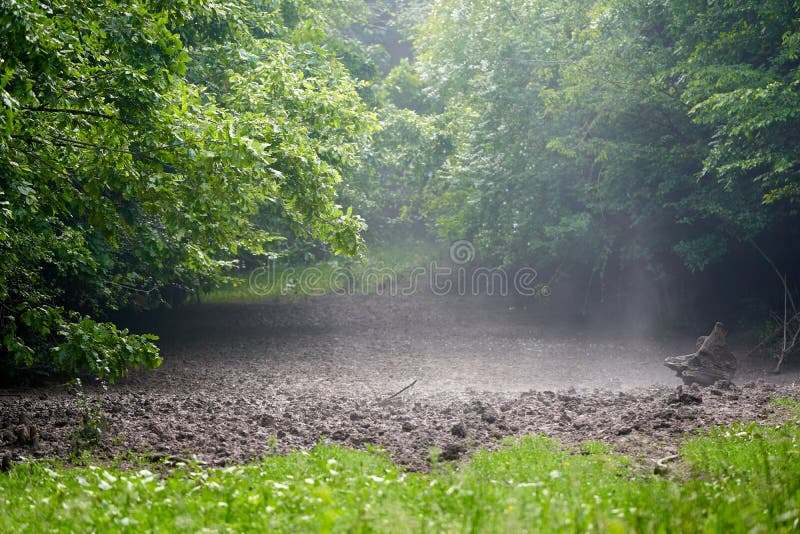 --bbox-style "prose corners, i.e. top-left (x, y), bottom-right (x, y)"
top-left (2, 1), bottom-right (800, 525)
